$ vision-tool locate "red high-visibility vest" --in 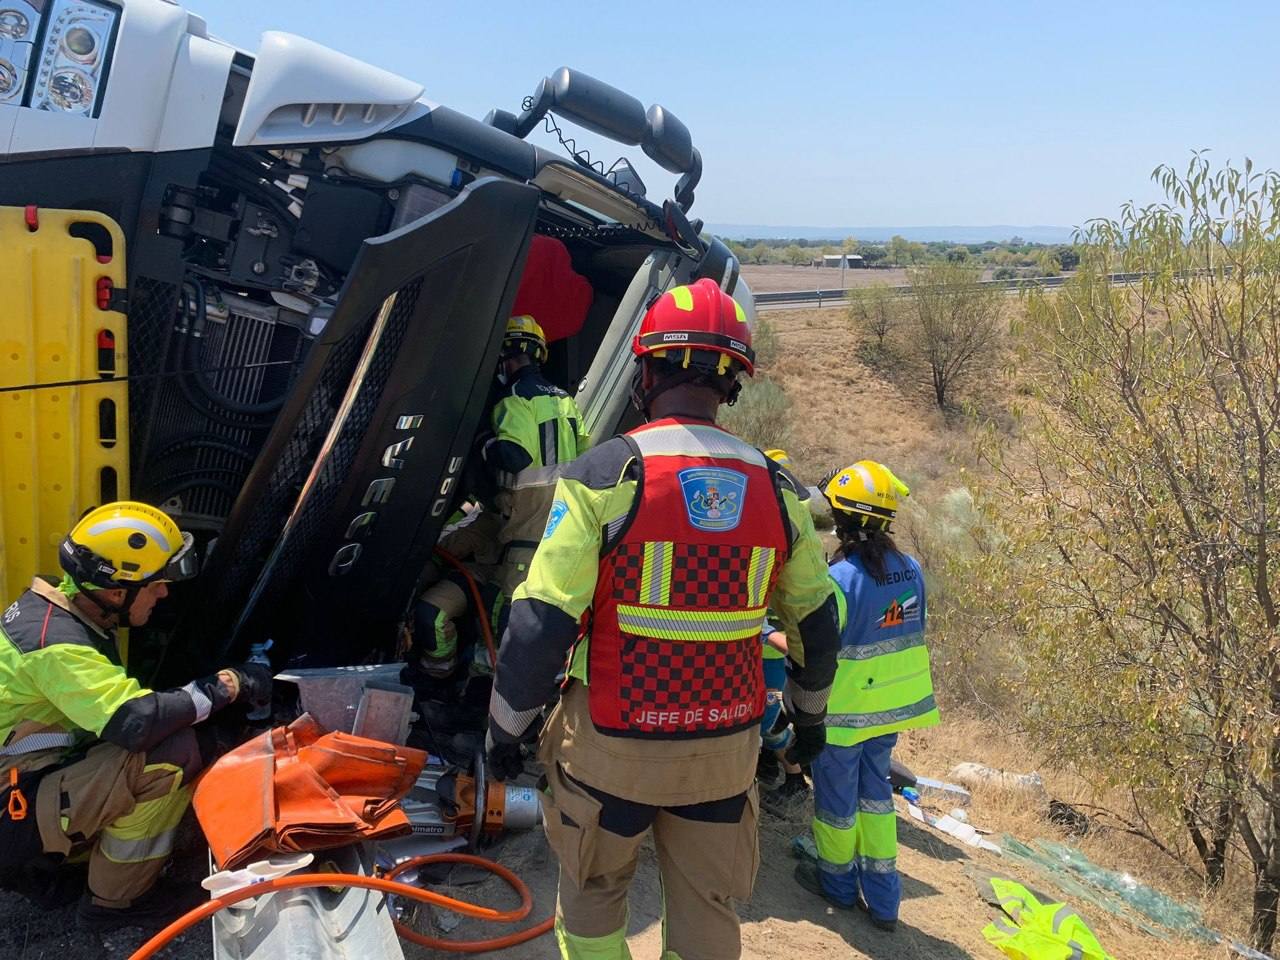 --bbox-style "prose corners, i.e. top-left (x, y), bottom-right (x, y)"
top-left (584, 418), bottom-right (790, 739)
